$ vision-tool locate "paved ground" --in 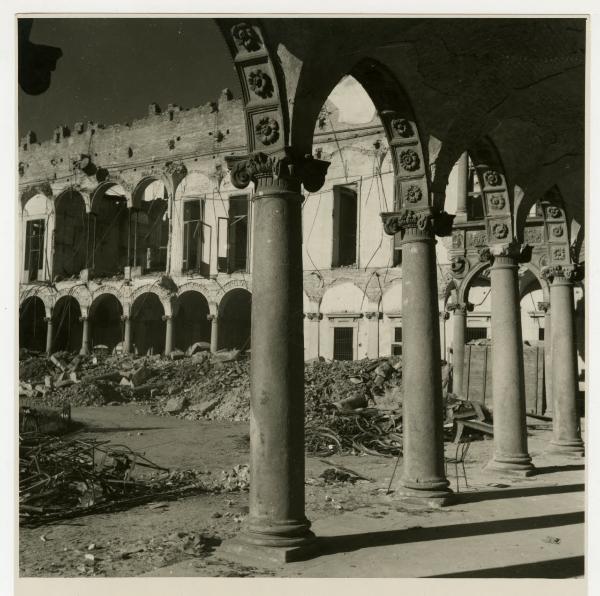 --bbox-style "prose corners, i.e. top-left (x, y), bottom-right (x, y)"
top-left (19, 405), bottom-right (585, 579)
